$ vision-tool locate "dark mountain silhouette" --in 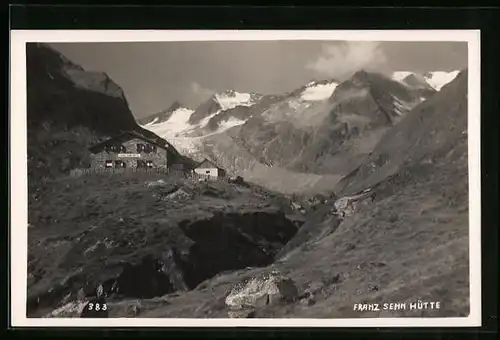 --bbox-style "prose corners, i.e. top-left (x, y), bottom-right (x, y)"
top-left (27, 43), bottom-right (138, 135)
